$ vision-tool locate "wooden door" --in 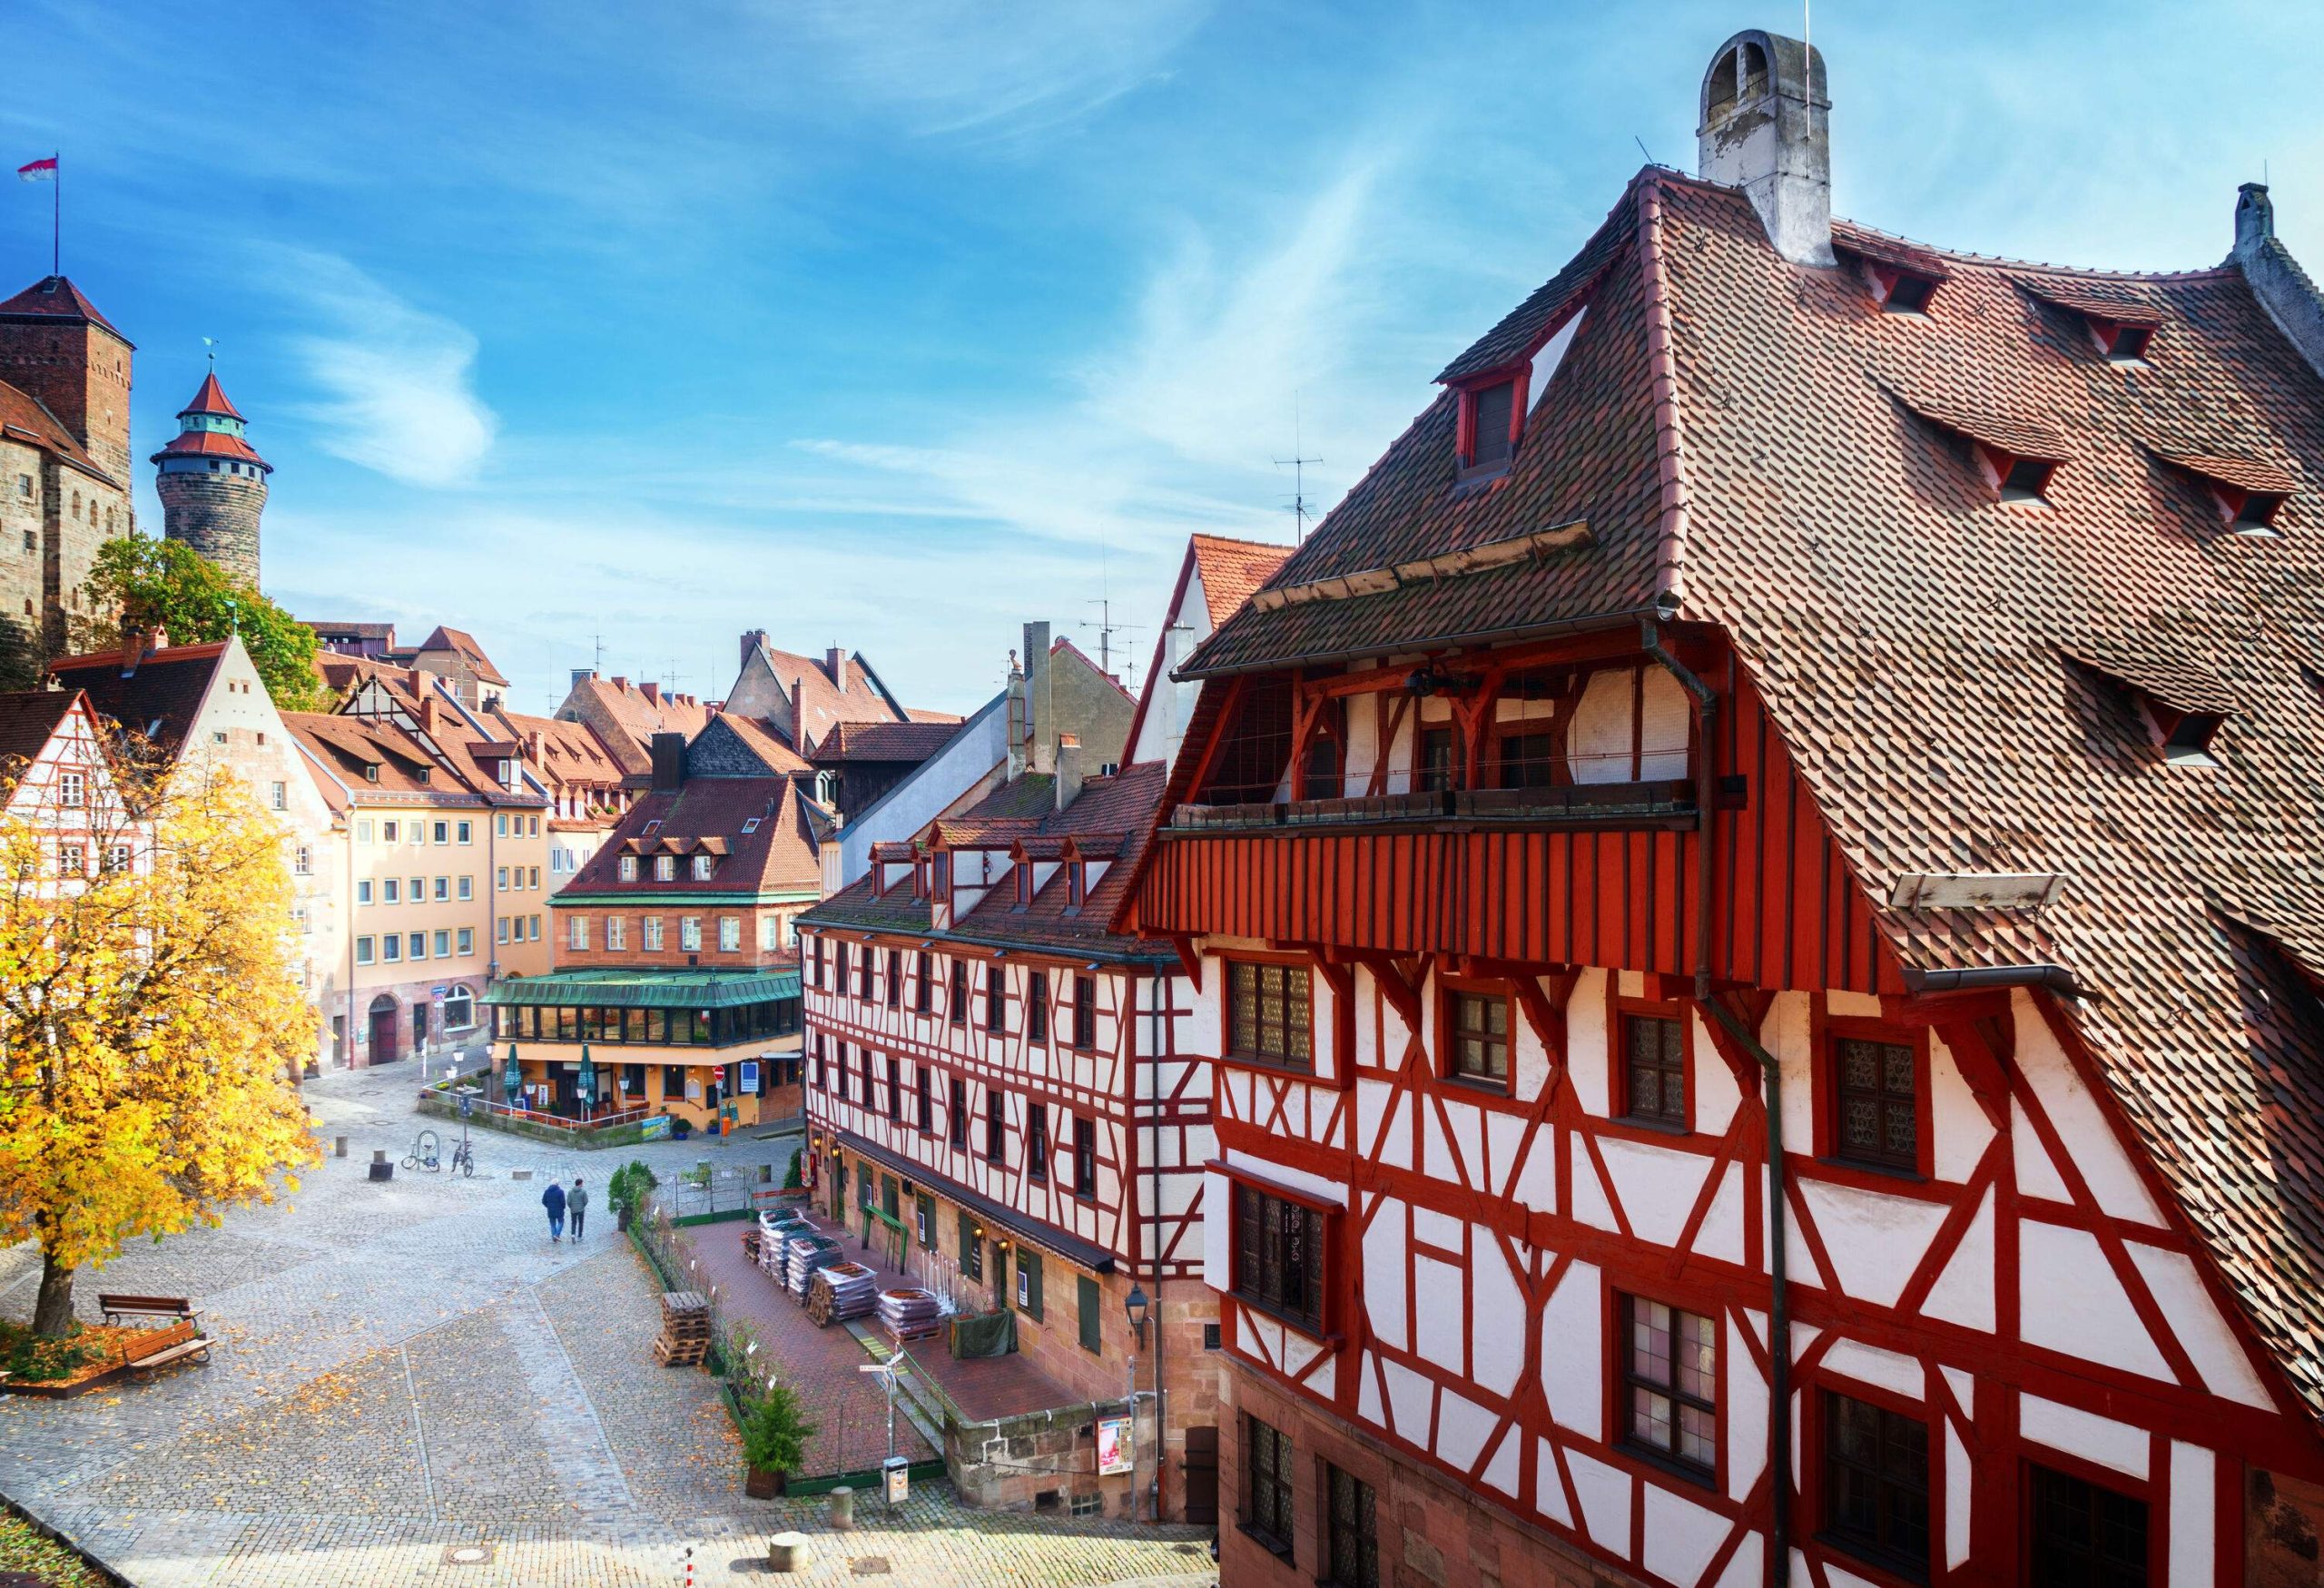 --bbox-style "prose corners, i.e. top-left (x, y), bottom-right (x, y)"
top-left (368, 1001), bottom-right (399, 1063)
top-left (1182, 1425), bottom-right (1219, 1524)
